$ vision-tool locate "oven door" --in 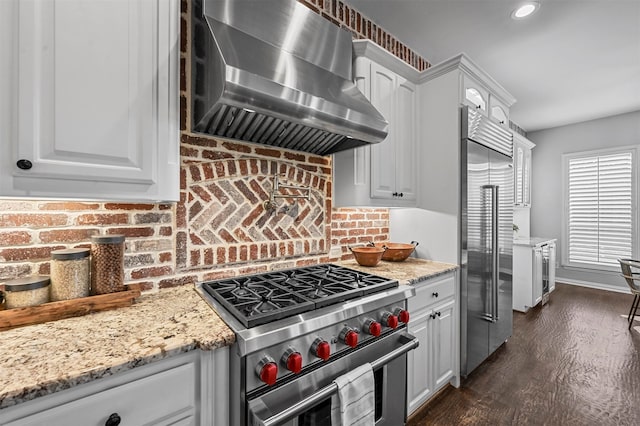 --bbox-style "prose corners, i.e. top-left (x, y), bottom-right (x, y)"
top-left (248, 332), bottom-right (418, 426)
